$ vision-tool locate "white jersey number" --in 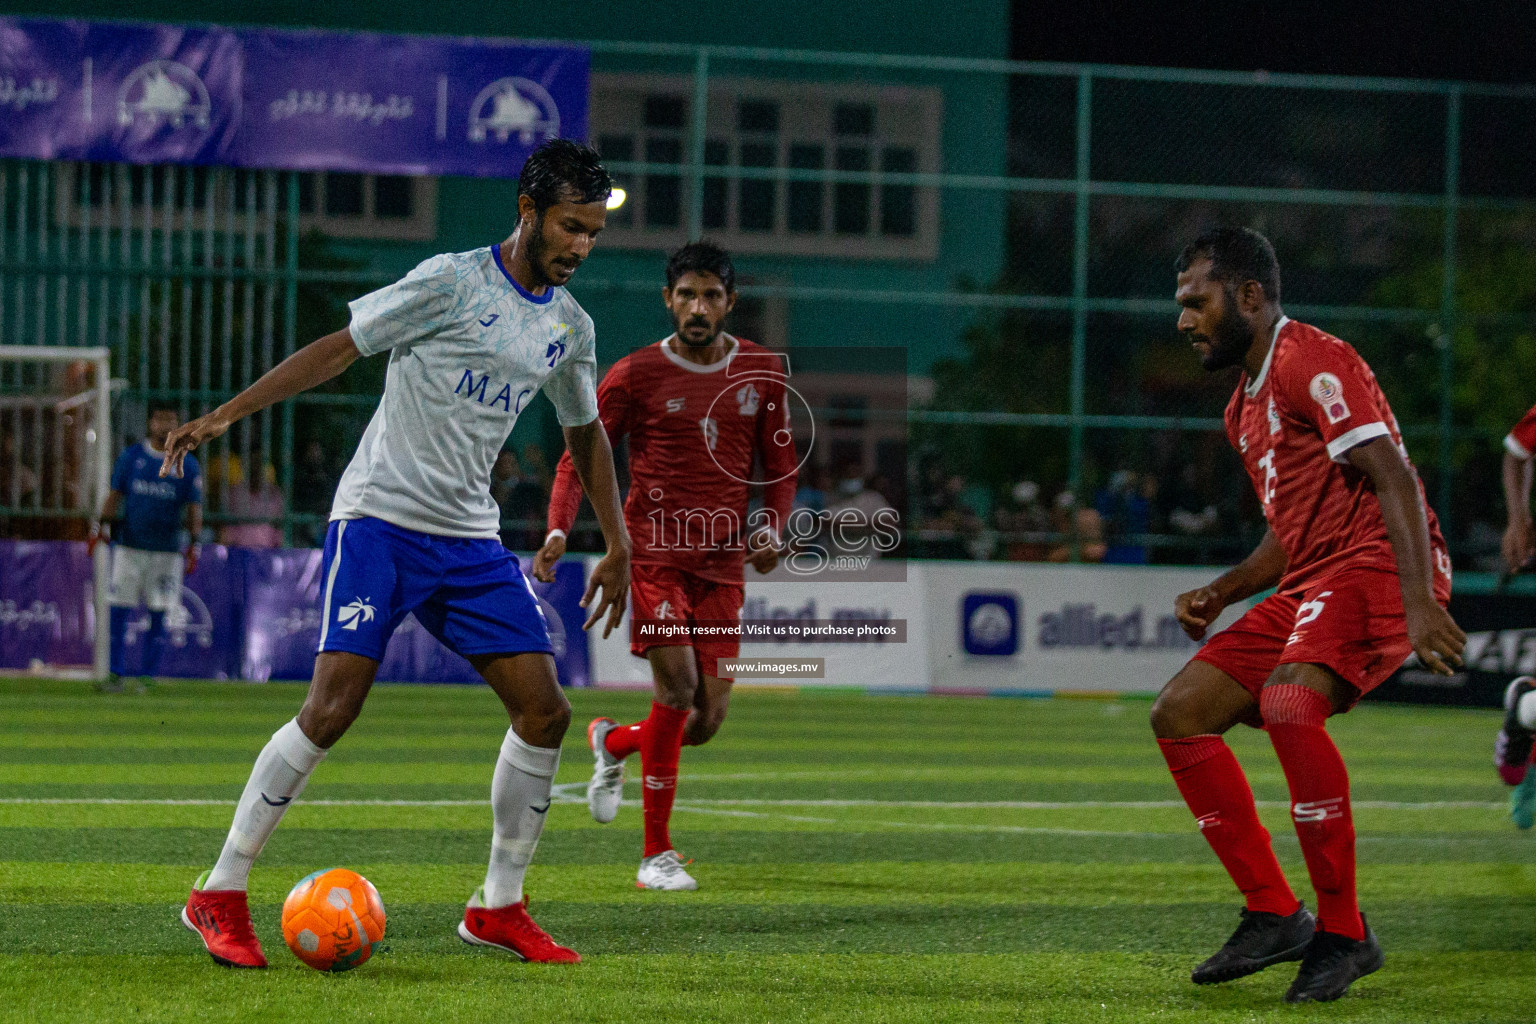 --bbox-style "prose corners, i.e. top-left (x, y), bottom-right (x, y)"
top-left (1258, 449), bottom-right (1278, 505)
